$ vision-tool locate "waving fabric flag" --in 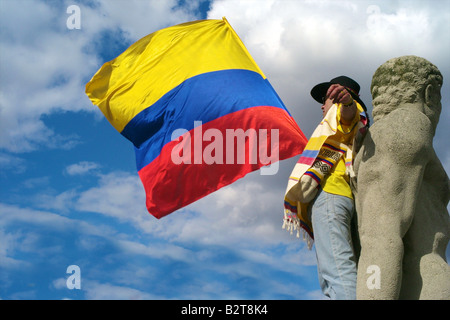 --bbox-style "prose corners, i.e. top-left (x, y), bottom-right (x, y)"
top-left (86, 18), bottom-right (307, 219)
